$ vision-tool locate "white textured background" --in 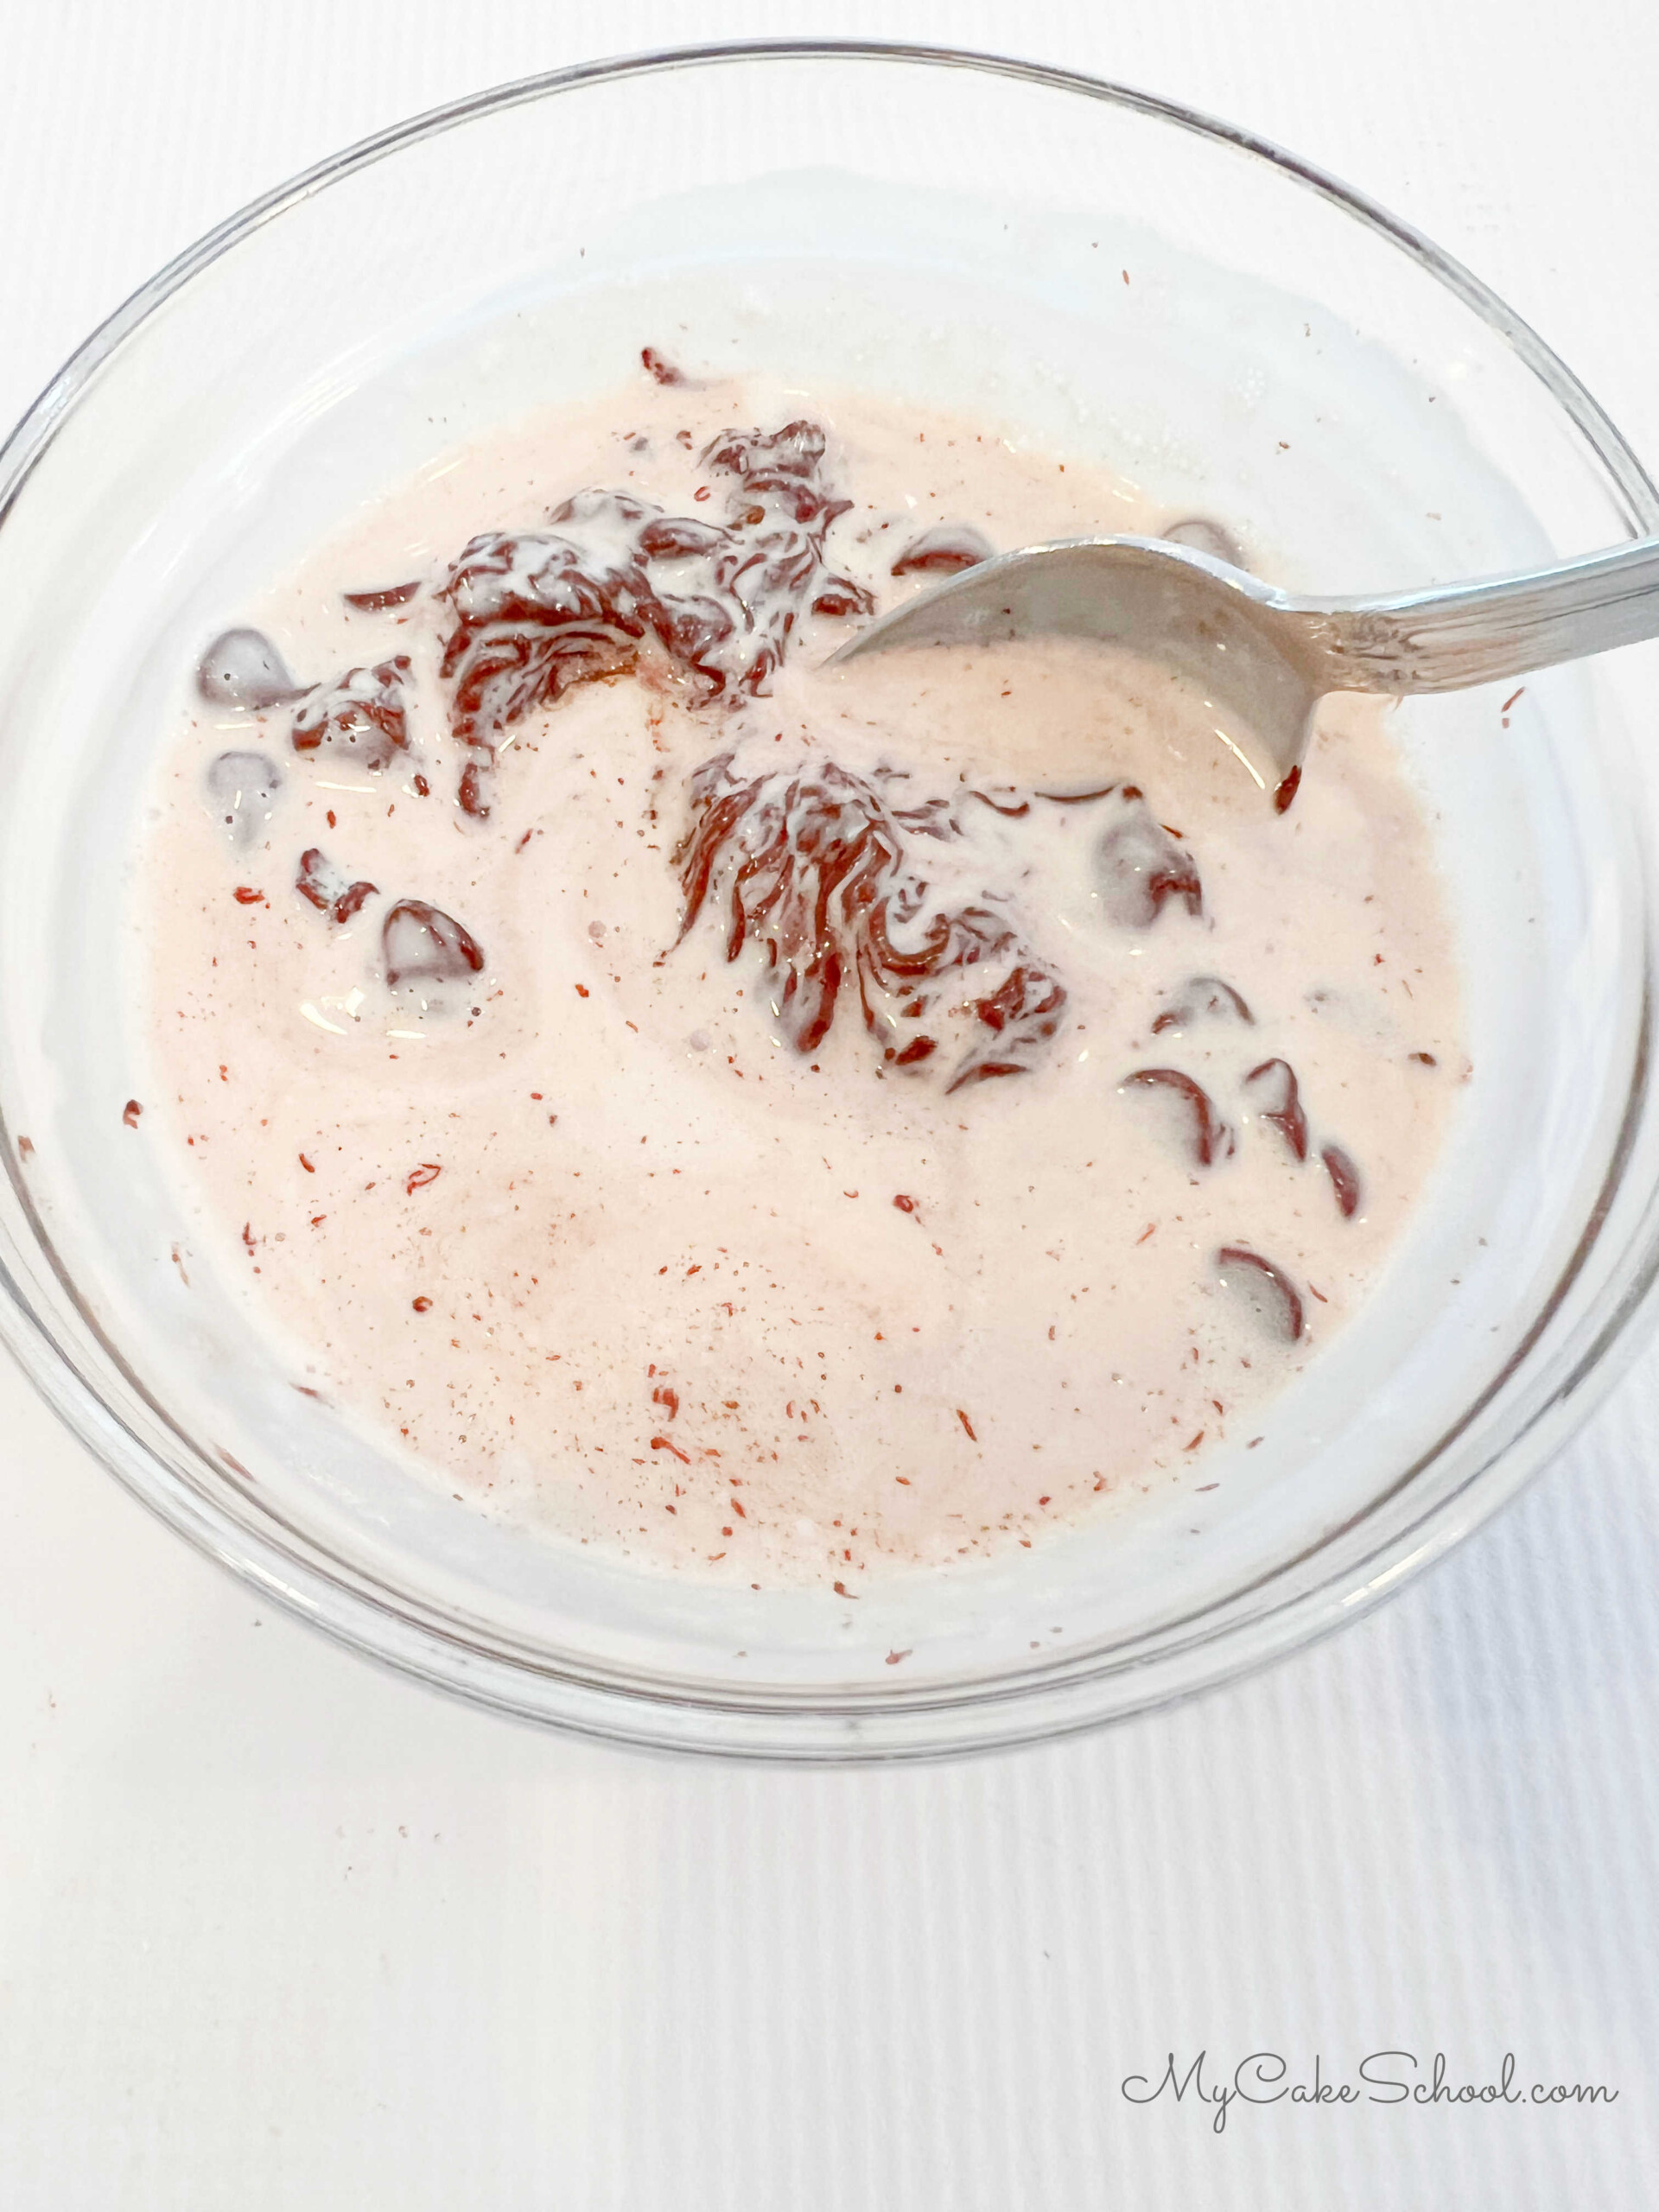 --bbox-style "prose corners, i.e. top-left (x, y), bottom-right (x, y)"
top-left (3, 3), bottom-right (1658, 2204)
